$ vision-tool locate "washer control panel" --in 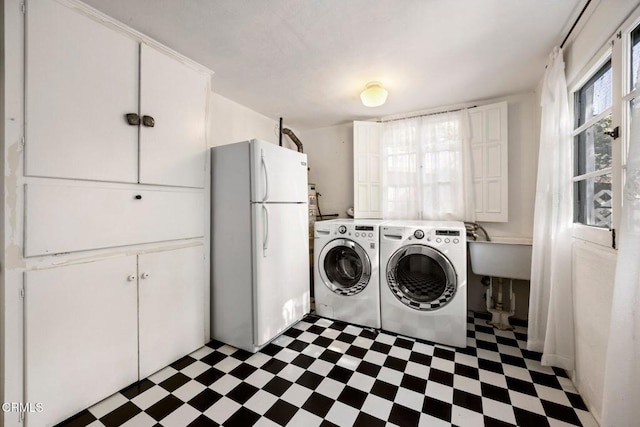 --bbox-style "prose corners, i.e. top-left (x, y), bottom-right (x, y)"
top-left (329, 223), bottom-right (377, 242)
top-left (404, 228), bottom-right (464, 246)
